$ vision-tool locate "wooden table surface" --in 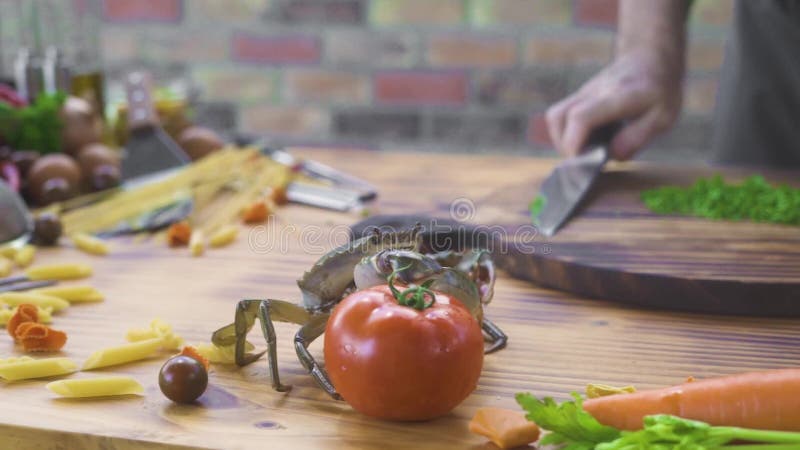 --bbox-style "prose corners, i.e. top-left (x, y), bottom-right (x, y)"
top-left (1, 149), bottom-right (799, 450)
